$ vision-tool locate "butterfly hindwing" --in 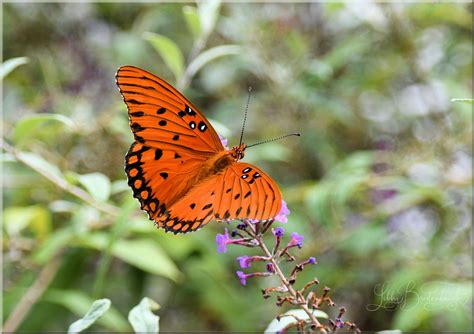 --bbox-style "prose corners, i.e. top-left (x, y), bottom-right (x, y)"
top-left (214, 162), bottom-right (282, 222)
top-left (125, 141), bottom-right (208, 222)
